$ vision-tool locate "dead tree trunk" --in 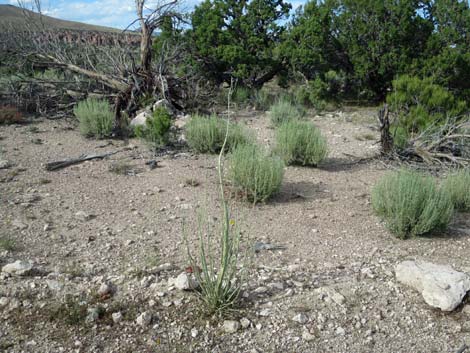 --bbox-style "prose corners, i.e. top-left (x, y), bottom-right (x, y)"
top-left (378, 104), bottom-right (394, 155)
top-left (110, 0), bottom-right (180, 135)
